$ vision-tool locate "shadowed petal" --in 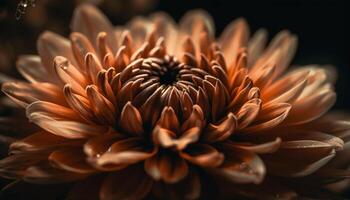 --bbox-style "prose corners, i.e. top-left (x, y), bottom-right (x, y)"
top-left (180, 144), bottom-right (224, 168)
top-left (49, 147), bottom-right (95, 173)
top-left (95, 137), bottom-right (156, 166)
top-left (37, 31), bottom-right (77, 78)
top-left (202, 112), bottom-right (237, 143)
top-left (231, 138), bottom-right (282, 154)
top-left (119, 102), bottom-right (144, 136)
top-left (144, 152), bottom-right (189, 183)
top-left (10, 131), bottom-right (82, 153)
top-left (153, 170), bottom-right (201, 200)
top-left (16, 55), bottom-right (50, 83)
top-left (262, 140), bottom-right (336, 177)
top-left (211, 144), bottom-right (265, 184)
top-left (100, 165), bottom-right (153, 200)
